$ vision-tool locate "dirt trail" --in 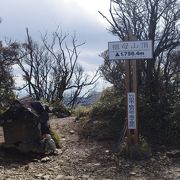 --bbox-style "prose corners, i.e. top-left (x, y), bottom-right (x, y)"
top-left (0, 117), bottom-right (180, 179)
